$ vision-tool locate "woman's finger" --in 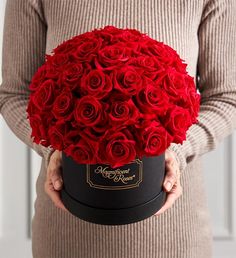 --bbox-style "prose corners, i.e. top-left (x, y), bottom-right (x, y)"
top-left (163, 164), bottom-right (177, 192)
top-left (44, 150), bottom-right (68, 212)
top-left (163, 150), bottom-right (179, 192)
top-left (44, 179), bottom-right (68, 212)
top-left (155, 183), bottom-right (182, 216)
top-left (50, 168), bottom-right (63, 190)
top-left (47, 159), bottom-right (63, 190)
